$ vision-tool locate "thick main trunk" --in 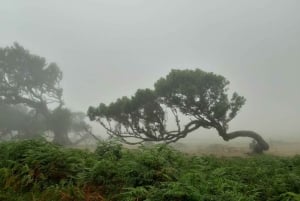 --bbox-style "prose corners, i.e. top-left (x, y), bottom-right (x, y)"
top-left (217, 129), bottom-right (269, 153)
top-left (53, 131), bottom-right (71, 145)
